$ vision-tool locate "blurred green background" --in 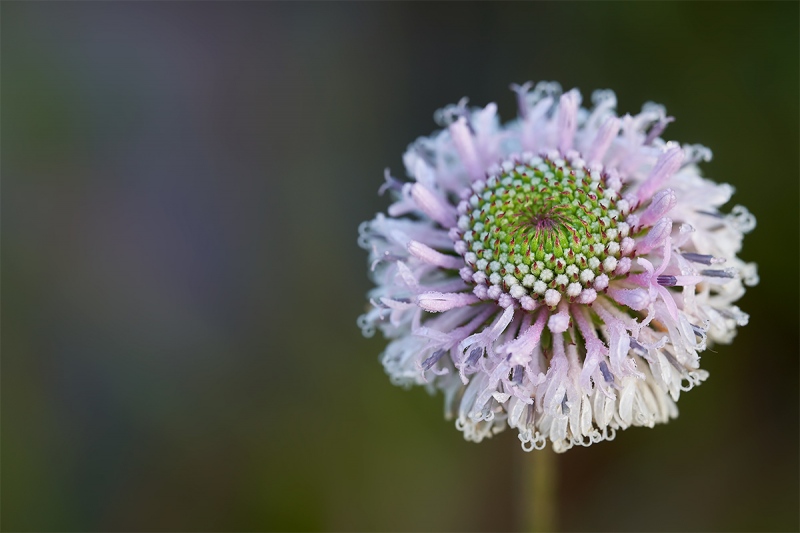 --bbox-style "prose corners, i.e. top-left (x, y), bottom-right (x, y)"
top-left (2, 2), bottom-right (798, 531)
